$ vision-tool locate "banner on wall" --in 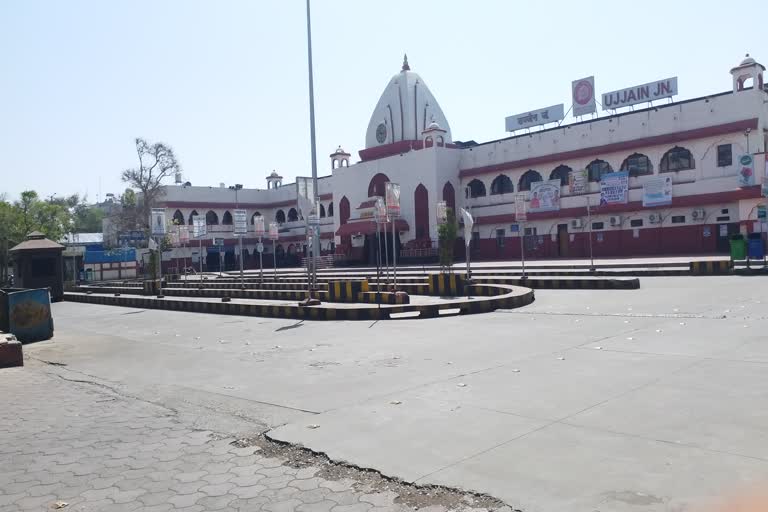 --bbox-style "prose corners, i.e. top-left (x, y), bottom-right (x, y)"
top-left (529, 180), bottom-right (561, 212)
top-left (600, 171), bottom-right (629, 205)
top-left (738, 154), bottom-right (755, 187)
top-left (642, 176), bottom-right (673, 207)
top-left (569, 169), bottom-right (588, 195)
